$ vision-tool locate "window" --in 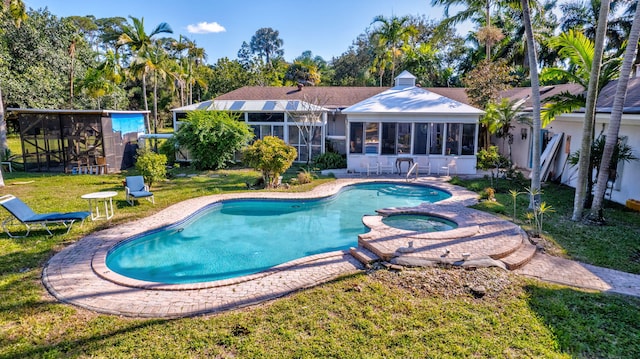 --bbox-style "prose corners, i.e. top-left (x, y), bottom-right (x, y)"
top-left (290, 125), bottom-right (322, 162)
top-left (365, 123), bottom-right (379, 154)
top-left (413, 123), bottom-right (429, 155)
top-left (382, 123), bottom-right (412, 155)
top-left (461, 124), bottom-right (476, 155)
top-left (446, 123), bottom-right (460, 155)
top-left (397, 123), bottom-right (411, 154)
top-left (429, 123), bottom-right (444, 155)
top-left (252, 125), bottom-right (283, 140)
top-left (349, 123), bottom-right (363, 154)
top-left (381, 123), bottom-right (396, 155)
top-left (247, 113), bottom-right (284, 122)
